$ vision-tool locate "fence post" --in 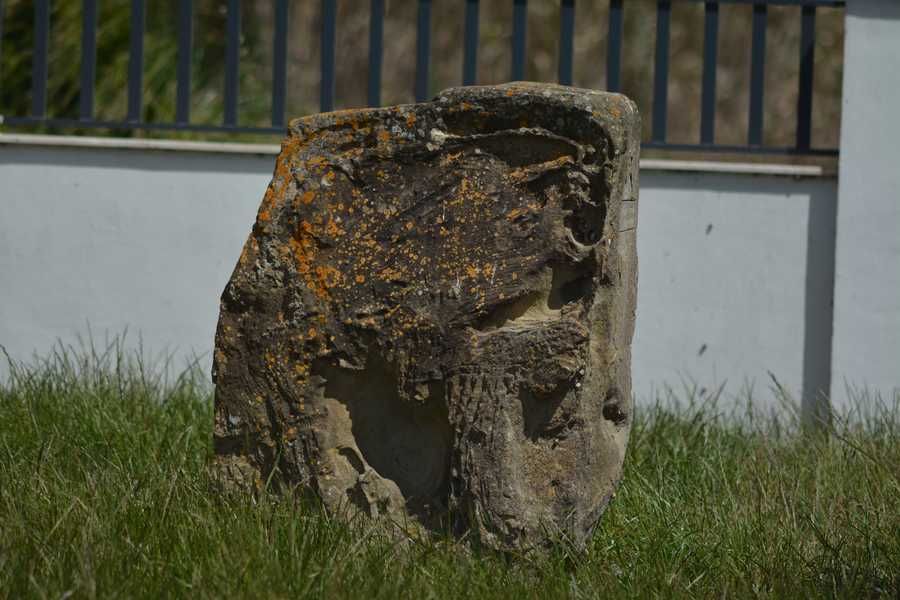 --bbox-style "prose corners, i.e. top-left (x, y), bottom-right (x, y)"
top-left (831, 0), bottom-right (900, 412)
